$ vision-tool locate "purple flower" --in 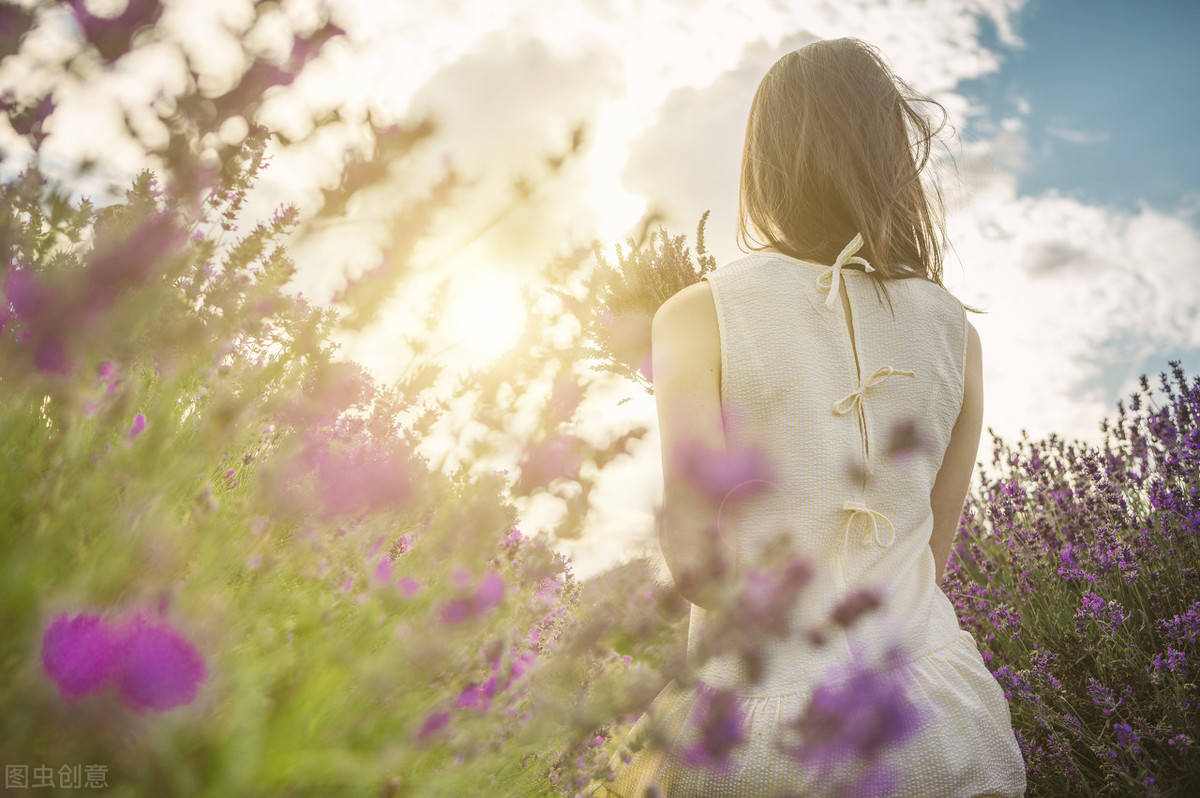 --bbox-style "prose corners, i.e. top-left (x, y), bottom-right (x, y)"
top-left (4, 266), bottom-right (52, 319)
top-left (33, 335), bottom-right (68, 374)
top-left (830, 587), bottom-right (883, 629)
top-left (1158, 601), bottom-right (1200, 646)
top-left (514, 434), bottom-right (584, 493)
top-left (312, 440), bottom-right (415, 518)
top-left (372, 555), bottom-right (393, 583)
top-left (1085, 678), bottom-right (1122, 716)
top-left (439, 571), bottom-right (506, 625)
top-left (417, 709), bottom-right (450, 740)
top-left (41, 613), bottom-right (119, 700)
top-left (680, 683), bottom-right (746, 773)
top-left (455, 681), bottom-right (494, 710)
top-left (396, 577), bottom-right (421, 597)
top-left (1113, 722), bottom-right (1141, 755)
top-left (129, 413), bottom-right (146, 440)
top-left (113, 613), bottom-right (206, 711)
top-left (776, 645), bottom-right (923, 784)
top-left (670, 433), bottom-right (775, 507)
top-left (1073, 591), bottom-right (1131, 636)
